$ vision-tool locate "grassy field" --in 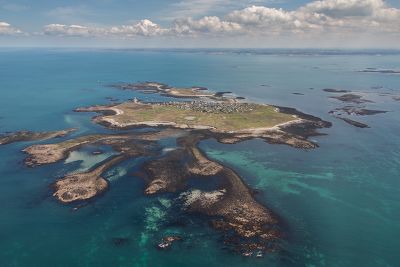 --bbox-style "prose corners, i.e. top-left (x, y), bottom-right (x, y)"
top-left (112, 102), bottom-right (295, 131)
top-left (167, 88), bottom-right (214, 96)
